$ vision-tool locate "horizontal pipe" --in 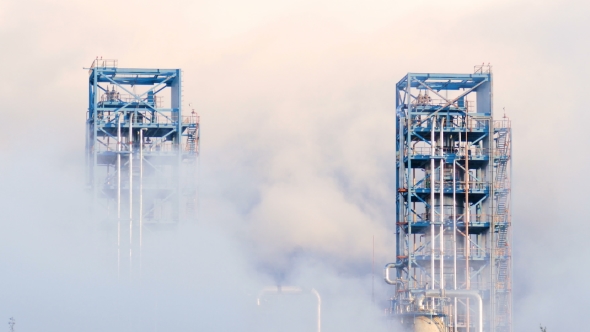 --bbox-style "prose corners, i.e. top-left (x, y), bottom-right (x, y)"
top-left (421, 289), bottom-right (483, 332)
